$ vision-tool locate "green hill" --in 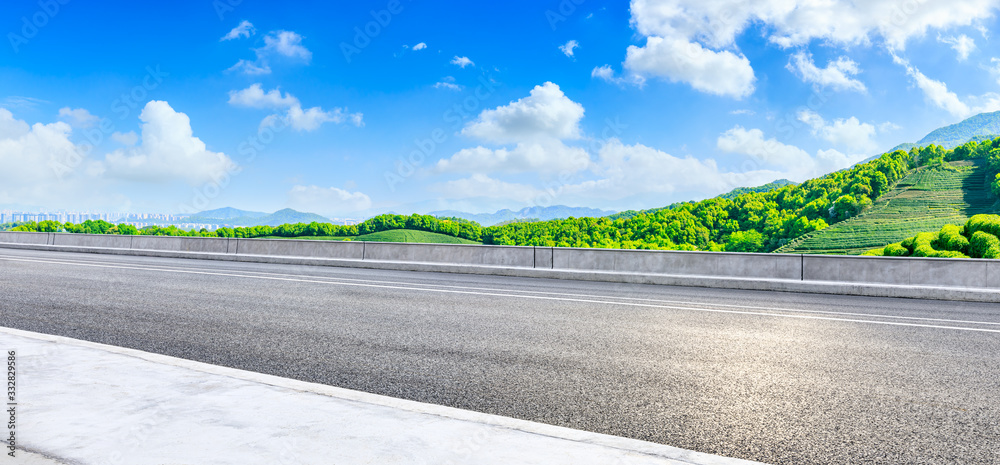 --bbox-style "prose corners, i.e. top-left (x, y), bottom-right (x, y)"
top-left (777, 159), bottom-right (998, 255)
top-left (268, 229), bottom-right (481, 244)
top-left (889, 111), bottom-right (1000, 152)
